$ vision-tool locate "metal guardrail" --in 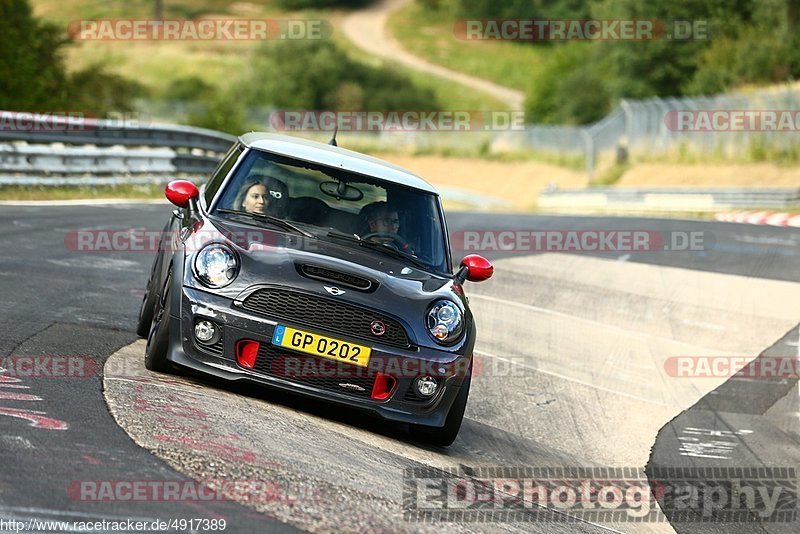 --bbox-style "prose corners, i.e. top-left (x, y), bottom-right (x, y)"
top-left (0, 113), bottom-right (235, 186)
top-left (539, 187), bottom-right (800, 211)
